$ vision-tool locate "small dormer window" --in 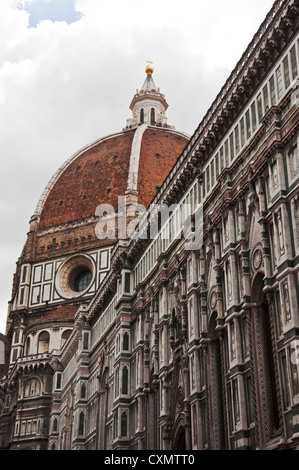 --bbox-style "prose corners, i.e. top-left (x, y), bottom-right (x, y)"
top-left (140, 108), bottom-right (144, 124)
top-left (151, 107), bottom-right (155, 125)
